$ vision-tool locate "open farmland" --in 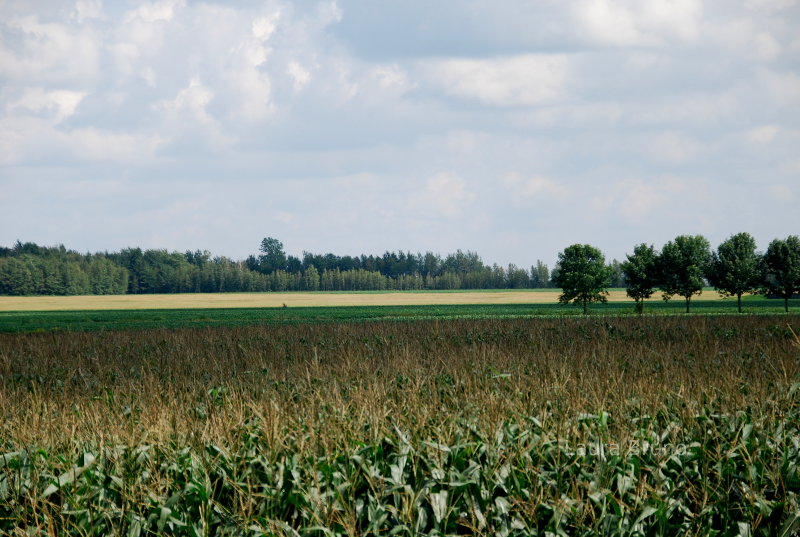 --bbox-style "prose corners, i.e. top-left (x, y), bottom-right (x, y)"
top-left (3, 290), bottom-right (793, 334)
top-left (0, 289), bottom-right (733, 312)
top-left (2, 314), bottom-right (800, 535)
